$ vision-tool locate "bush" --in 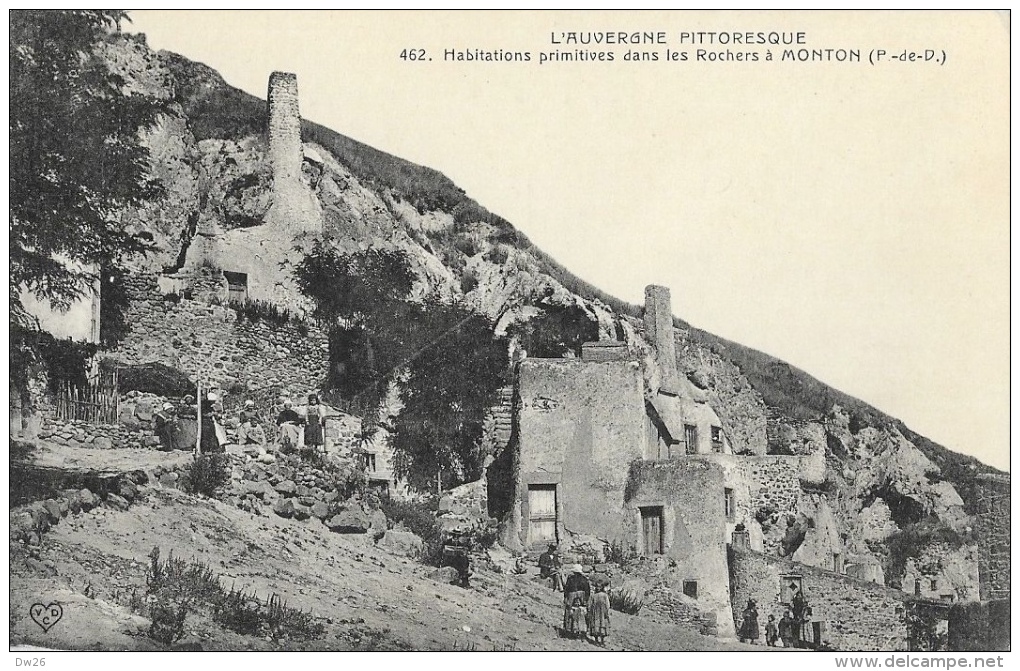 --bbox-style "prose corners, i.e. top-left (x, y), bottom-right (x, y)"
top-left (606, 540), bottom-right (639, 568)
top-left (229, 298), bottom-right (303, 329)
top-left (182, 454), bottom-right (231, 499)
top-left (483, 246), bottom-right (509, 265)
top-left (147, 594), bottom-right (188, 647)
top-left (145, 546), bottom-right (325, 642)
top-left (114, 362), bottom-right (195, 397)
top-left (378, 498), bottom-right (445, 565)
top-left (609, 585), bottom-right (644, 615)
